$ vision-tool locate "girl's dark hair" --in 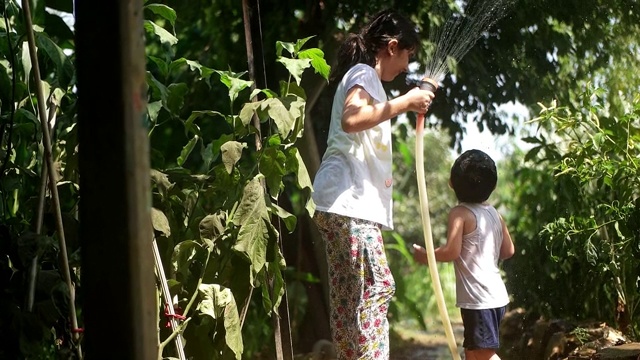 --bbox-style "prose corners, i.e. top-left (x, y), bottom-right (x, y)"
top-left (450, 149), bottom-right (497, 203)
top-left (329, 9), bottom-right (420, 86)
